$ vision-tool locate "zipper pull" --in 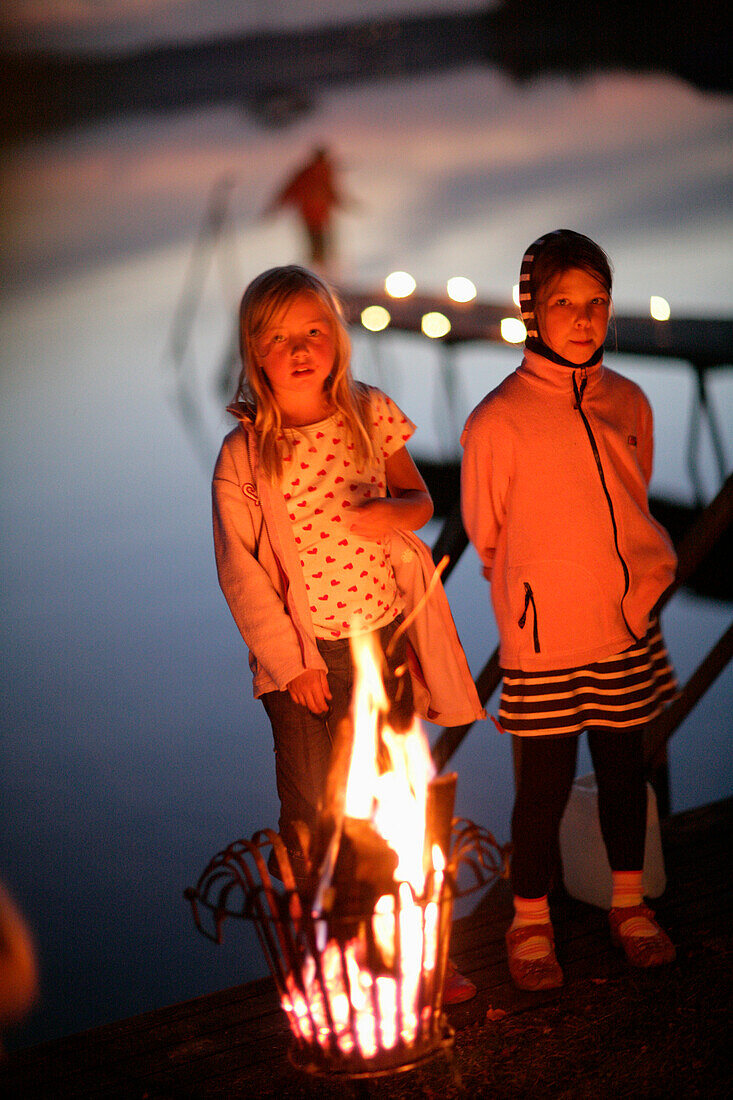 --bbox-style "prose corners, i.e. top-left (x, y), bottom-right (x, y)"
top-left (518, 582), bottom-right (532, 629)
top-left (518, 582), bottom-right (541, 653)
top-left (572, 369), bottom-right (587, 409)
